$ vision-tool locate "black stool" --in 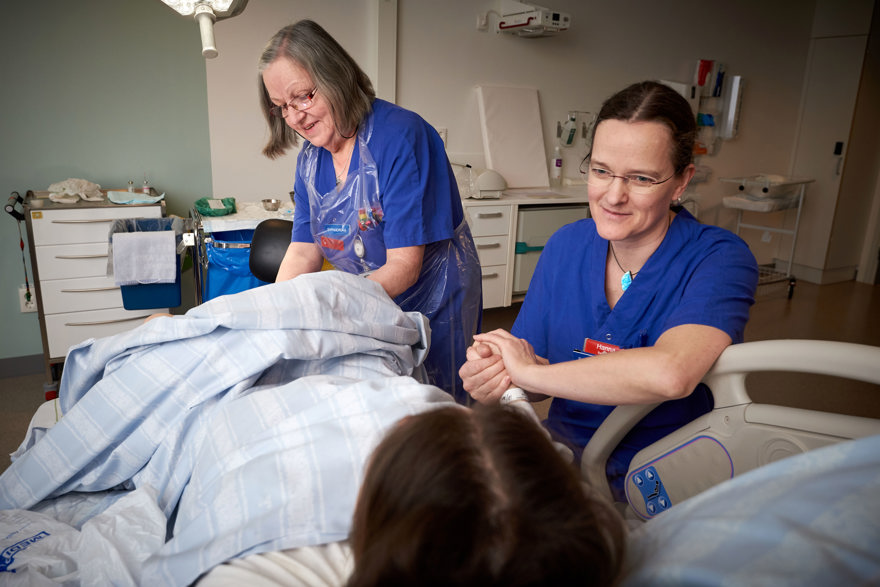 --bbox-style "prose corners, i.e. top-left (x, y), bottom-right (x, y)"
top-left (248, 218), bottom-right (293, 283)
